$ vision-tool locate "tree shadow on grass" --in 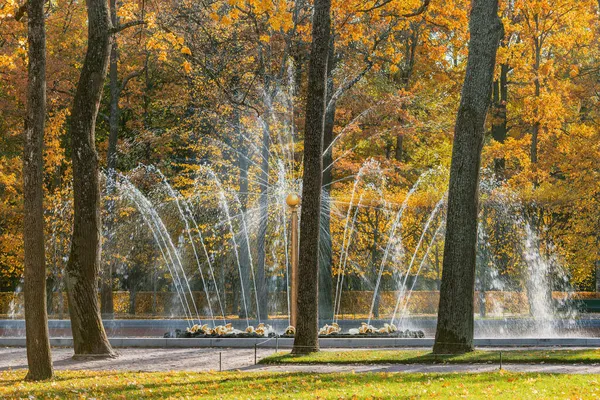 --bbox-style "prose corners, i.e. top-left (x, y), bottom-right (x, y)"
top-left (0, 370), bottom-right (122, 387)
top-left (2, 371), bottom-right (520, 399)
top-left (260, 351), bottom-right (479, 365)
